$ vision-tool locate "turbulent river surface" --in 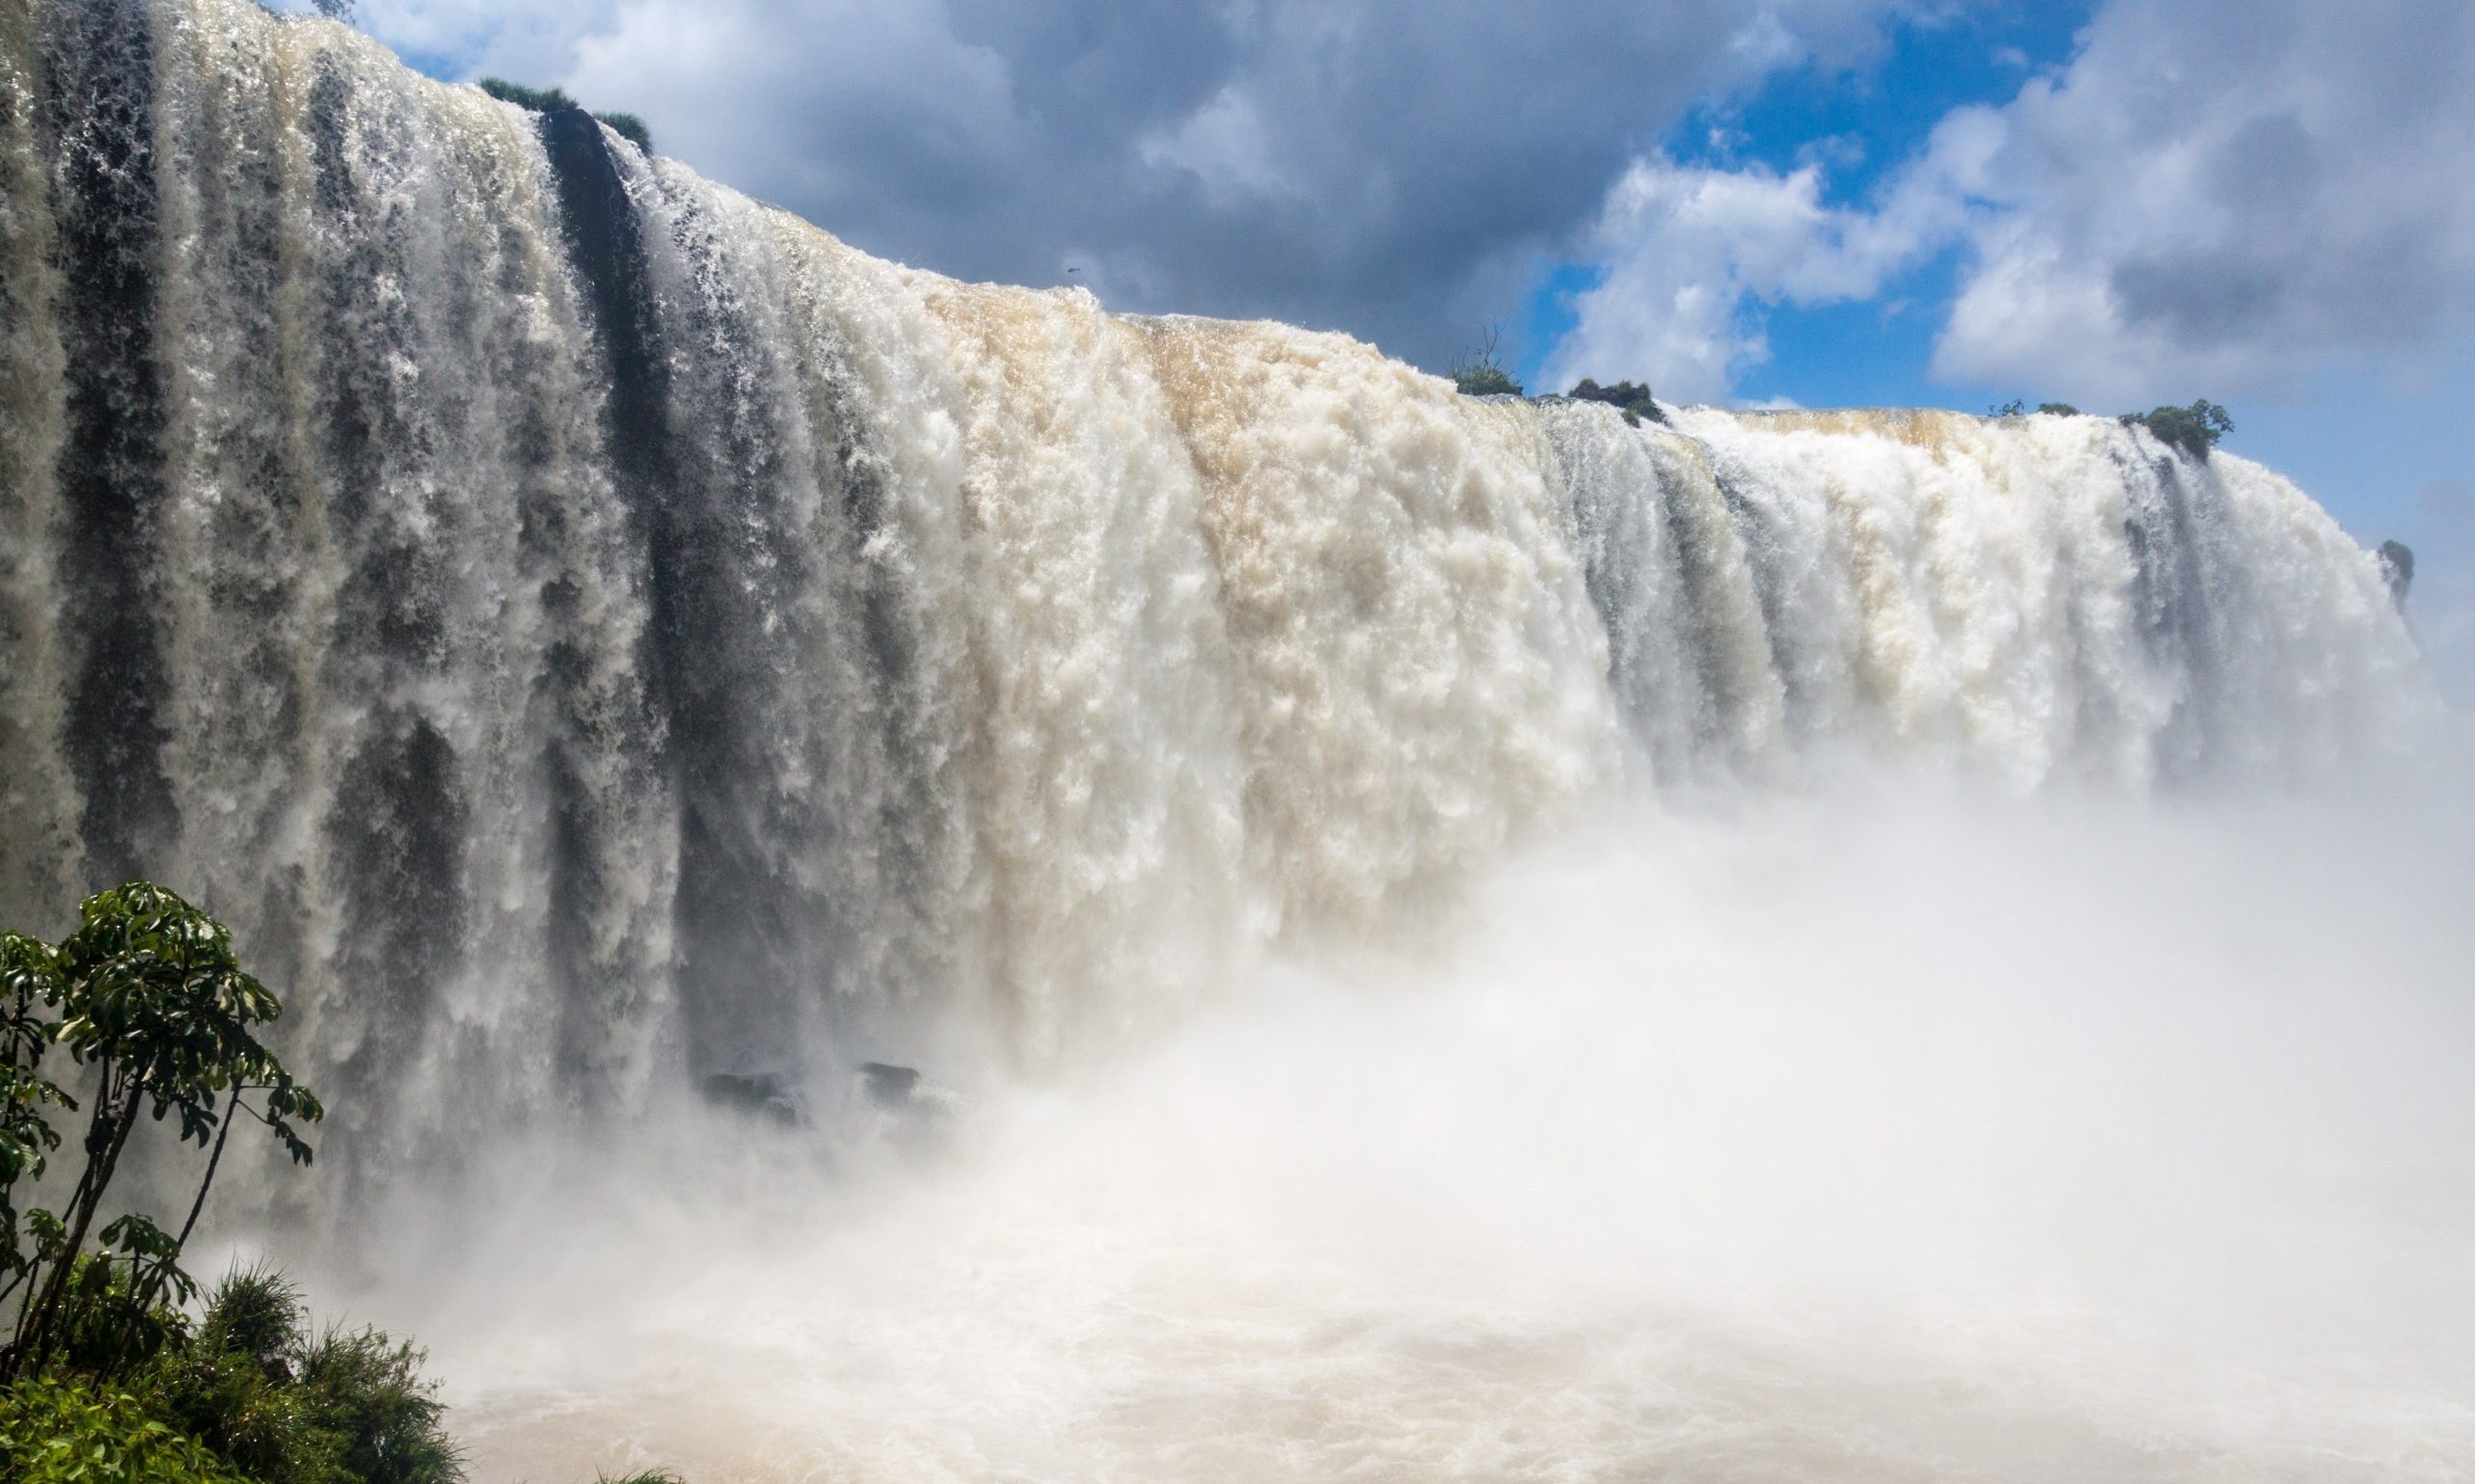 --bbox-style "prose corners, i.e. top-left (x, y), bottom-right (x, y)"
top-left (3, 2), bottom-right (2469, 1480)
